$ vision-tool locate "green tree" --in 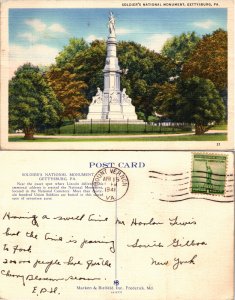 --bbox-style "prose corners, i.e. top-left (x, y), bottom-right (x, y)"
top-left (161, 32), bottom-right (201, 63)
top-left (117, 41), bottom-right (177, 119)
top-left (55, 38), bottom-right (89, 67)
top-left (154, 76), bottom-right (225, 134)
top-left (9, 63), bottom-right (63, 139)
top-left (152, 82), bottom-right (181, 118)
top-left (72, 40), bottom-right (106, 101)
